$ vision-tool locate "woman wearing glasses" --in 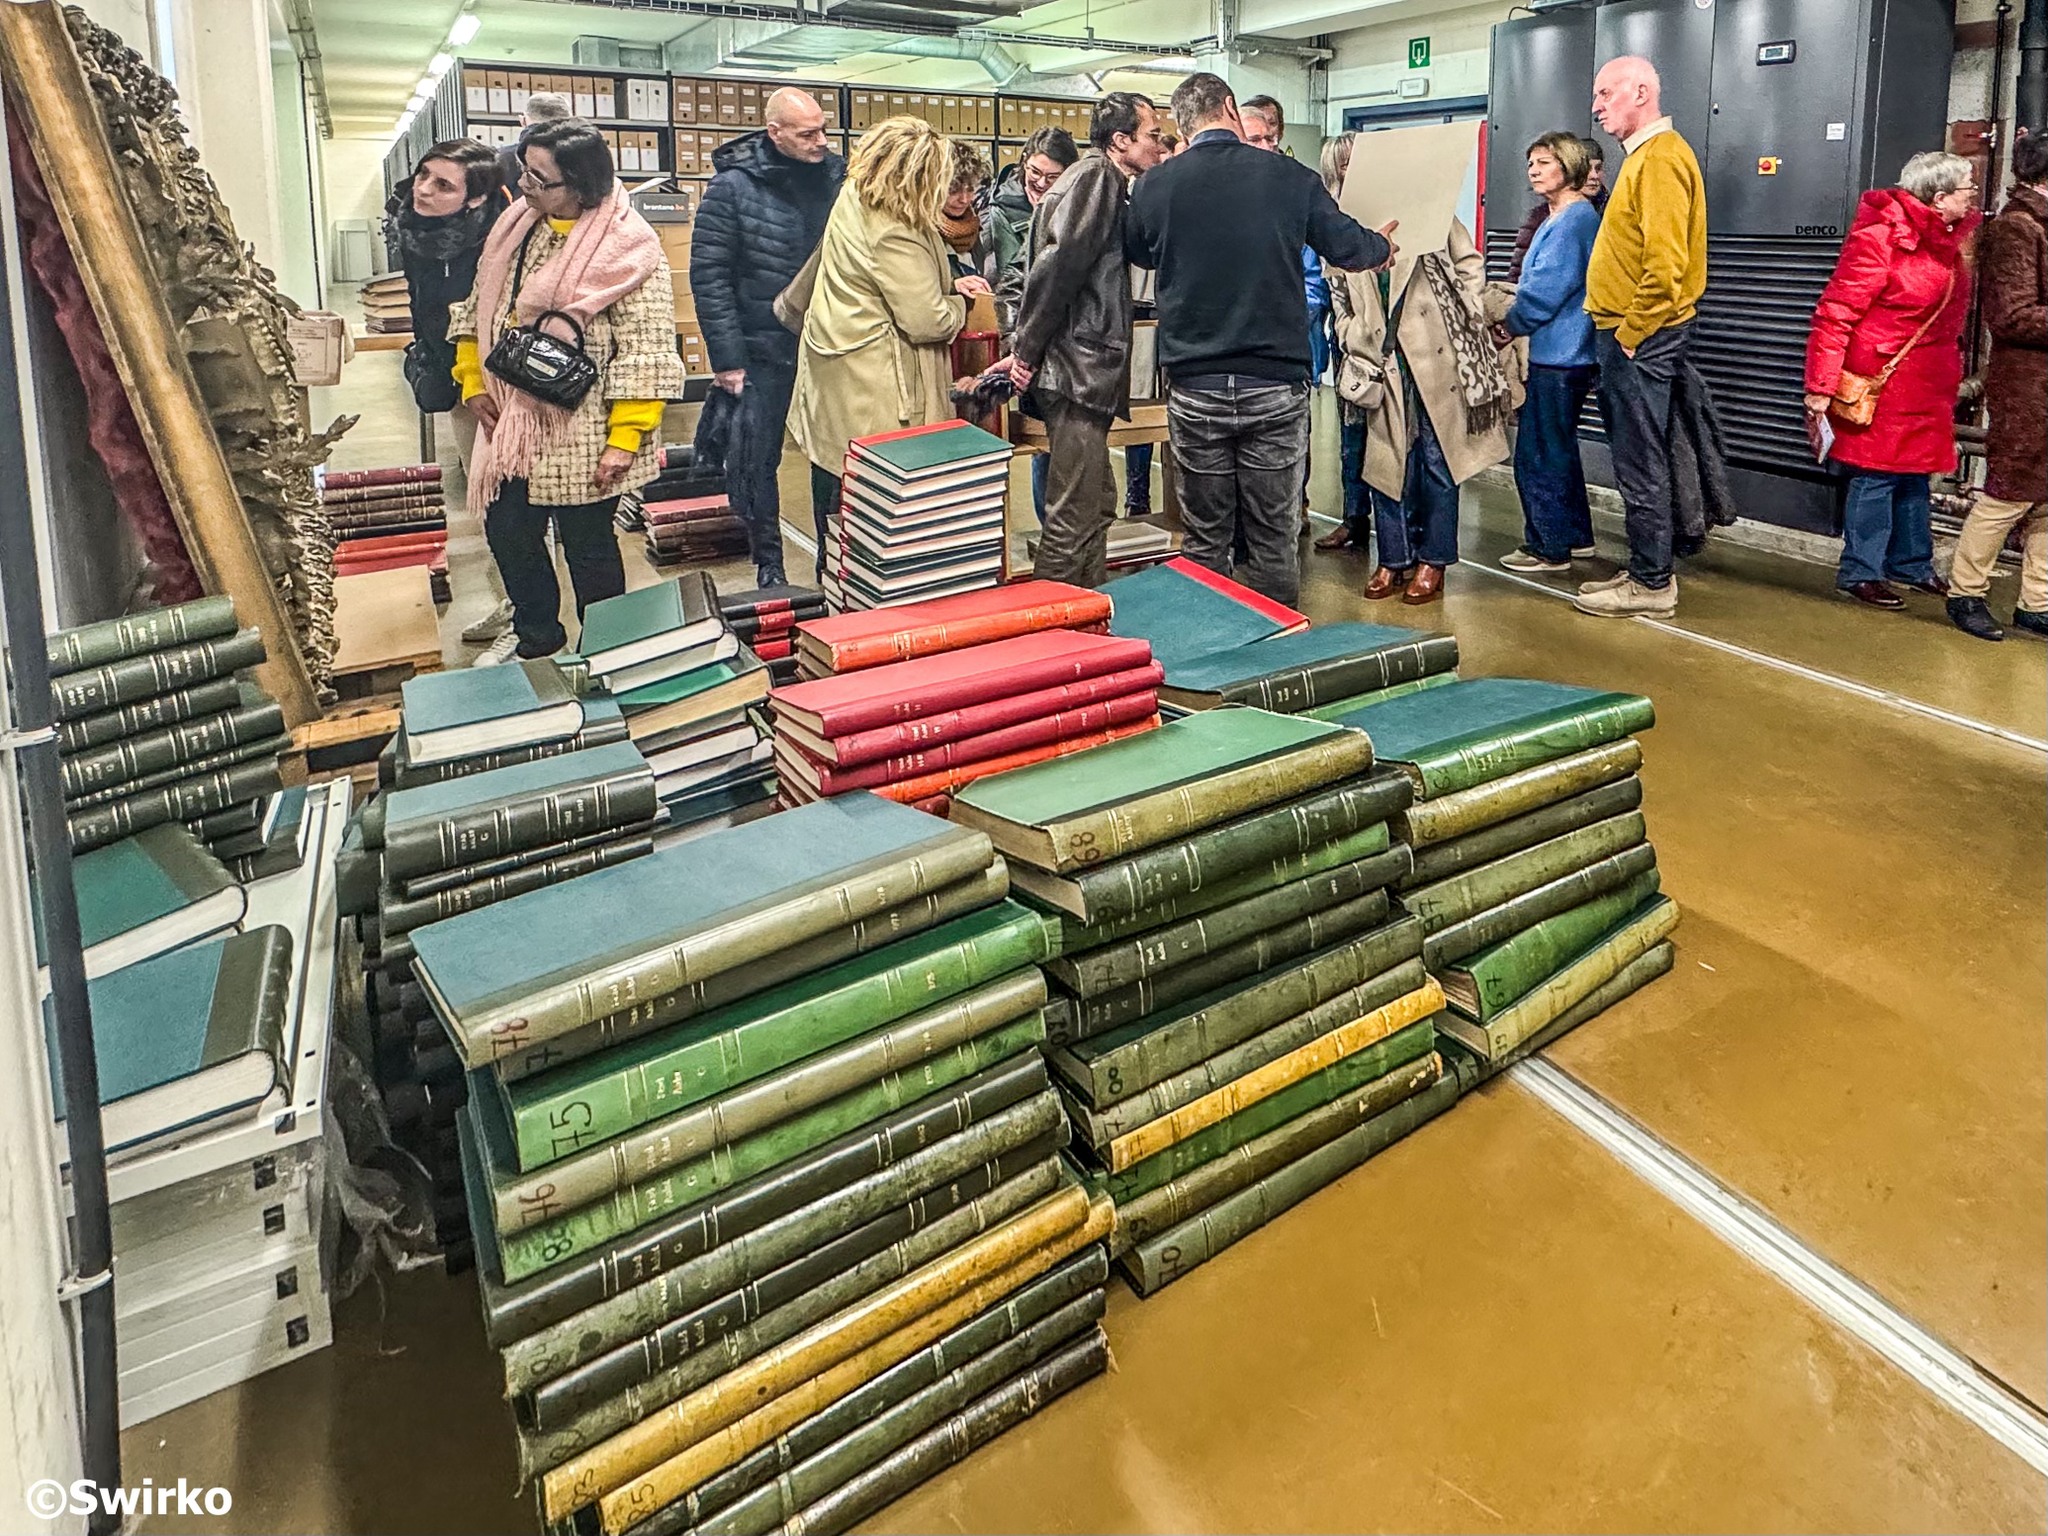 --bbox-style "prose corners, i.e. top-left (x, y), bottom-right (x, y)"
top-left (449, 120), bottom-right (685, 665)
